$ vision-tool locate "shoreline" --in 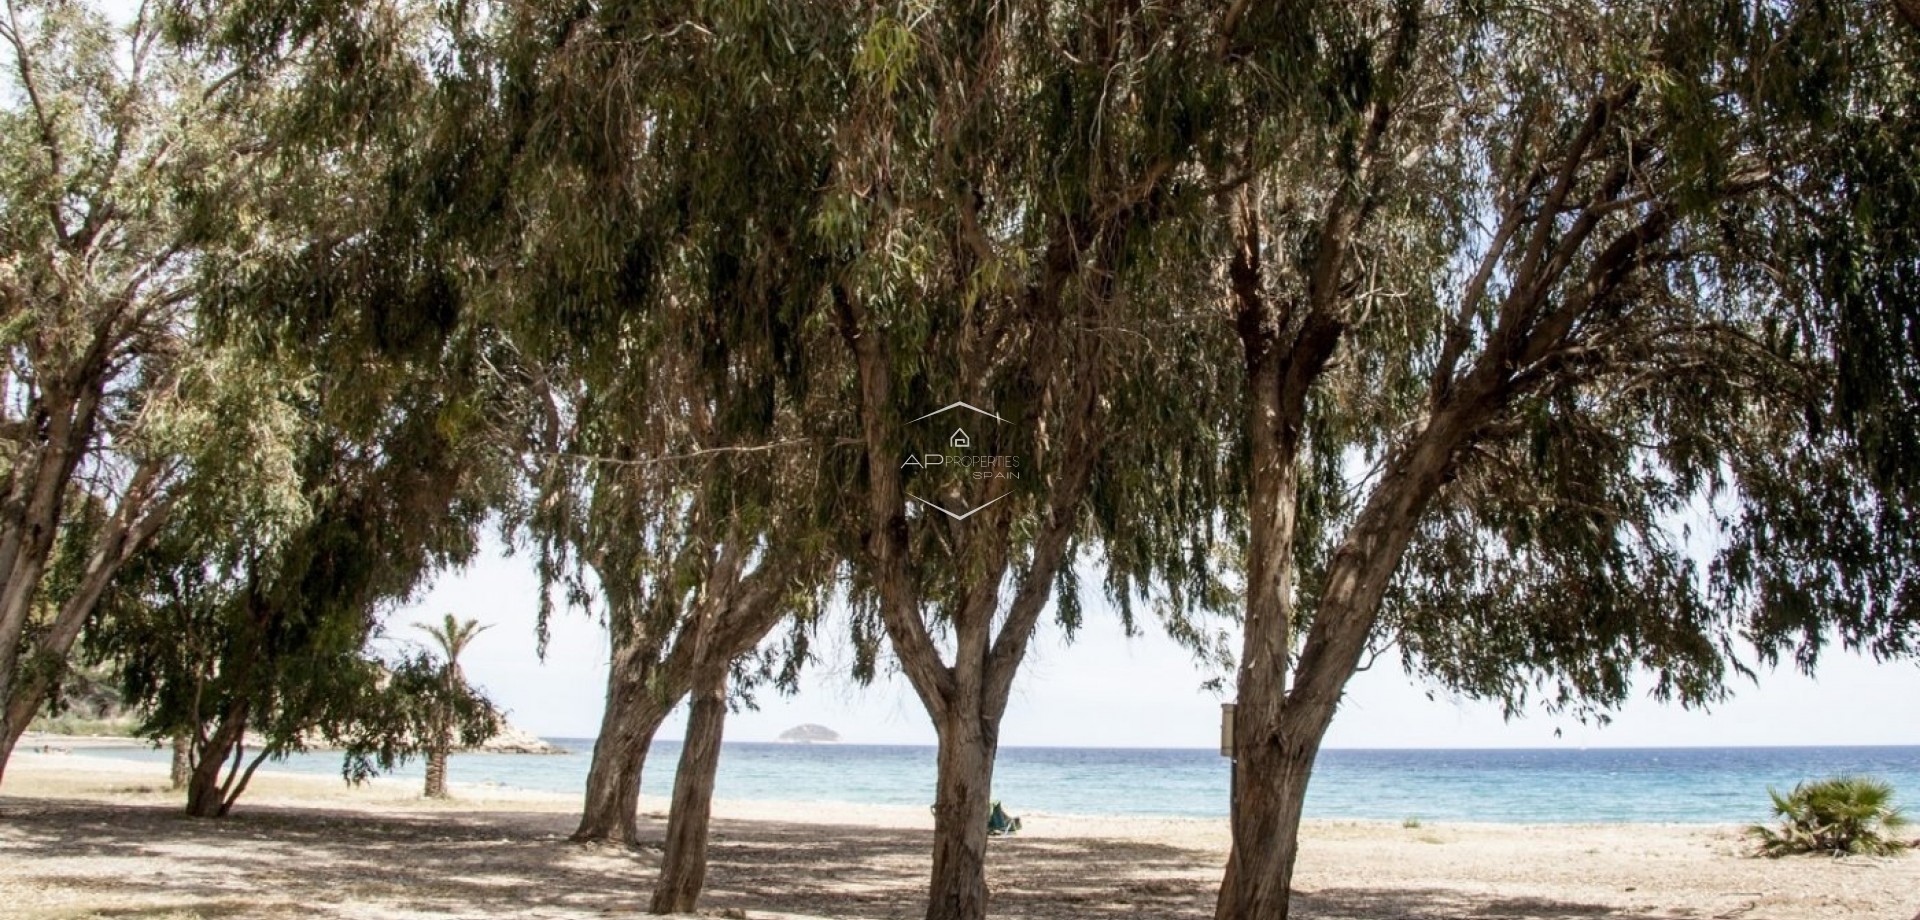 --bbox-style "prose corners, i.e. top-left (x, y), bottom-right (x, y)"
top-left (19, 739), bottom-right (1768, 828)
top-left (38, 730), bottom-right (1920, 752)
top-left (4, 750), bottom-right (1916, 919)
